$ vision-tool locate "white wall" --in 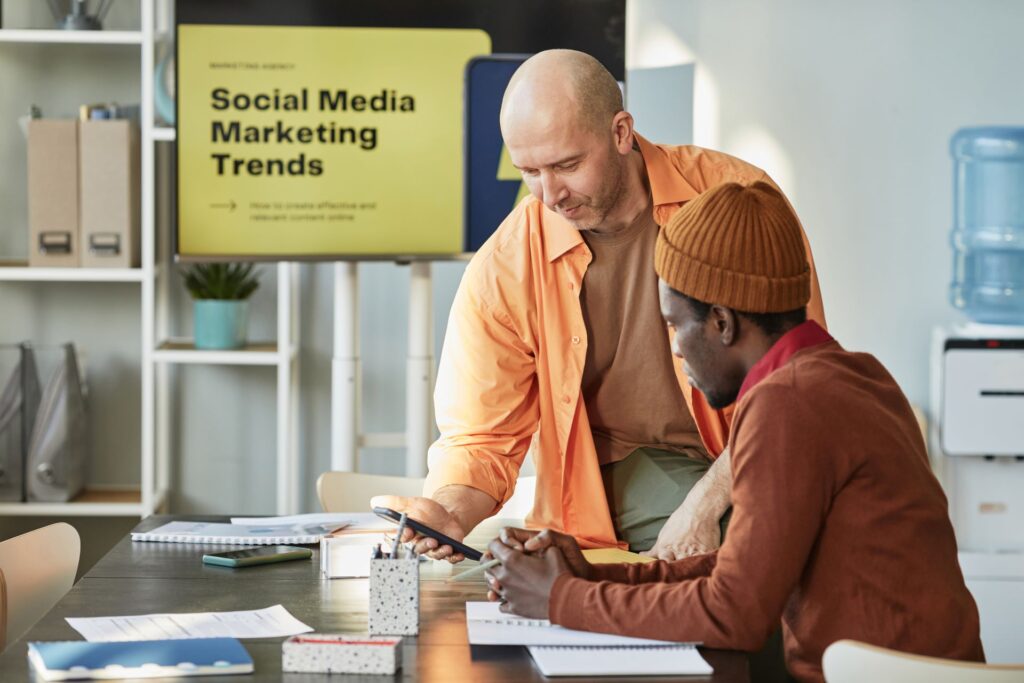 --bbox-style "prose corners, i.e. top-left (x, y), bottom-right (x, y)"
top-left (628, 0), bottom-right (1024, 411)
